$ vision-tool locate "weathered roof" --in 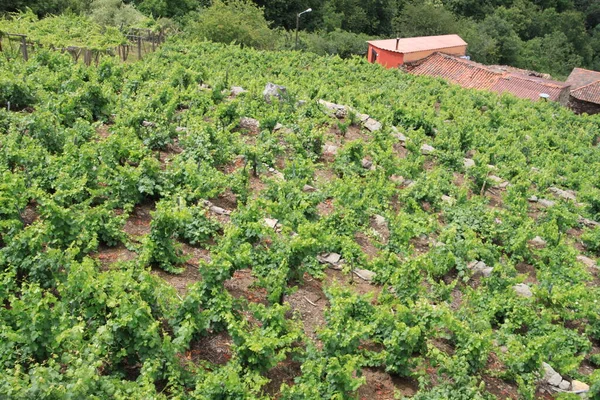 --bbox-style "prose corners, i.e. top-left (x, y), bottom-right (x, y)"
top-left (566, 68), bottom-right (600, 90)
top-left (411, 53), bottom-right (498, 90)
top-left (367, 34), bottom-right (467, 54)
top-left (410, 53), bottom-right (570, 102)
top-left (571, 80), bottom-right (600, 104)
